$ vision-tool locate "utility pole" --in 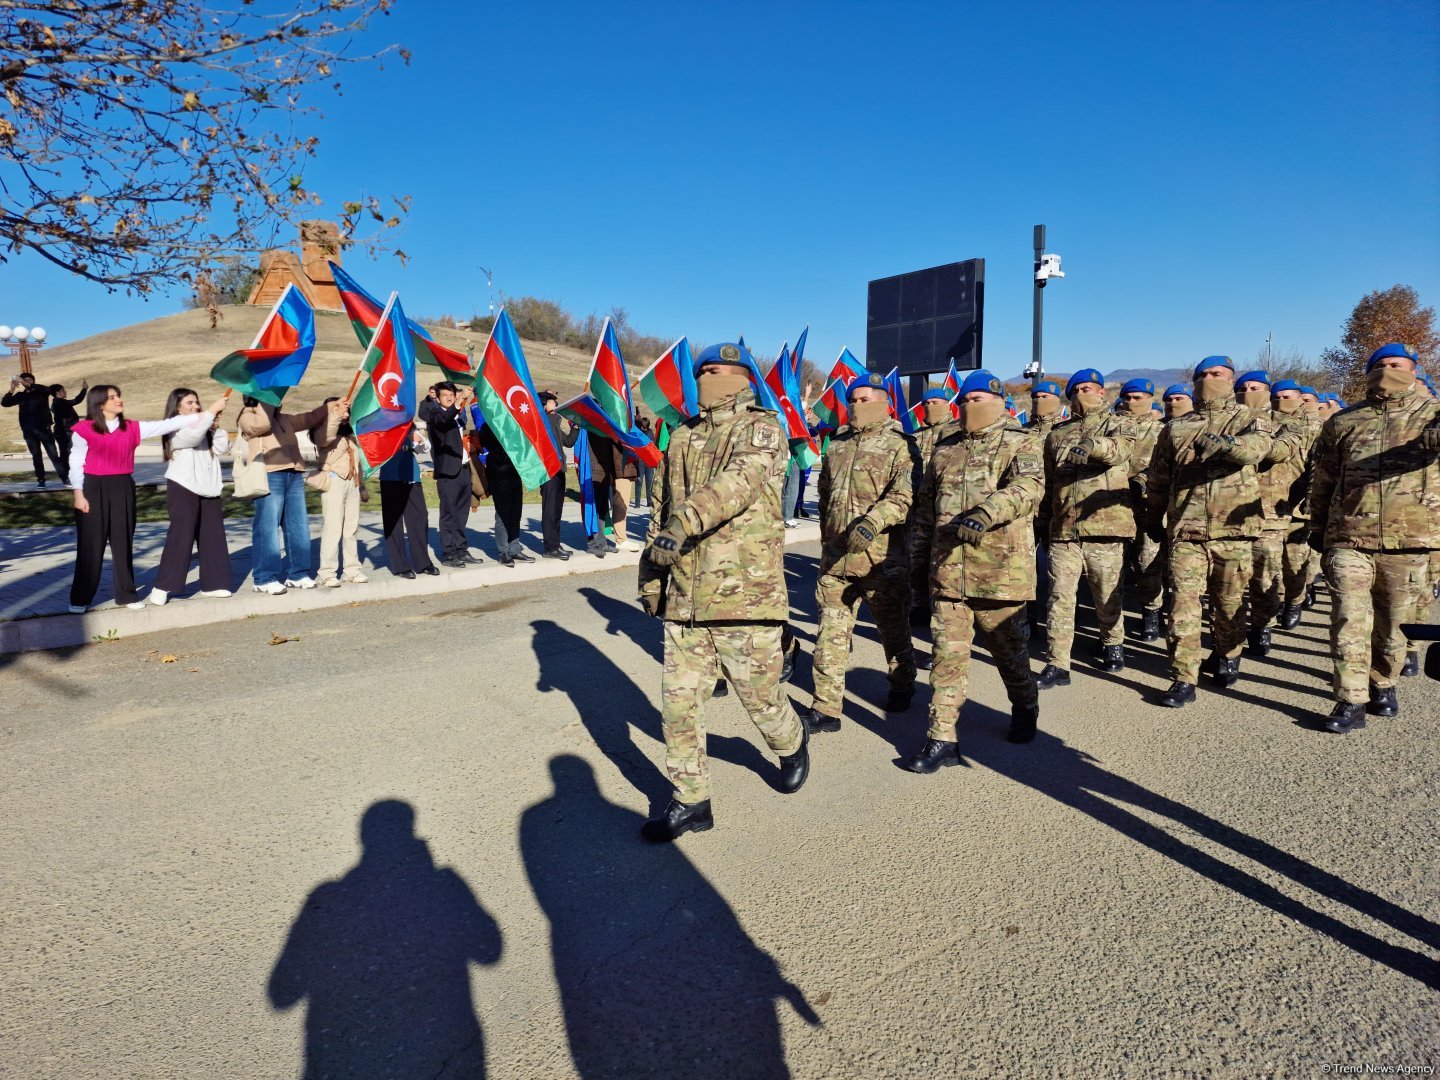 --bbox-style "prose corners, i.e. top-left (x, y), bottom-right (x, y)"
top-left (478, 266), bottom-right (495, 320)
top-left (1265, 332), bottom-right (1273, 368)
top-left (1026, 226), bottom-right (1063, 387)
